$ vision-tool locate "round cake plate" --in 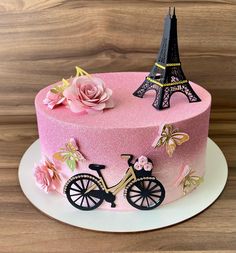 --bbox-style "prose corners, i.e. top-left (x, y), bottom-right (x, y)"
top-left (18, 138), bottom-right (228, 233)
